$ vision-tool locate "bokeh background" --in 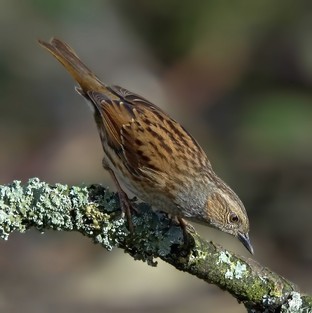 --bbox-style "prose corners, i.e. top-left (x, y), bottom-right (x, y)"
top-left (0, 1), bottom-right (311, 312)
